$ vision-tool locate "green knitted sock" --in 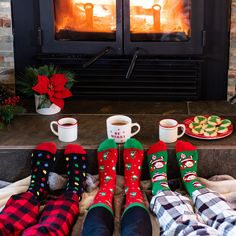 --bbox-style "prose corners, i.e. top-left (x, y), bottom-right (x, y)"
top-left (147, 141), bottom-right (170, 195)
top-left (176, 140), bottom-right (205, 197)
